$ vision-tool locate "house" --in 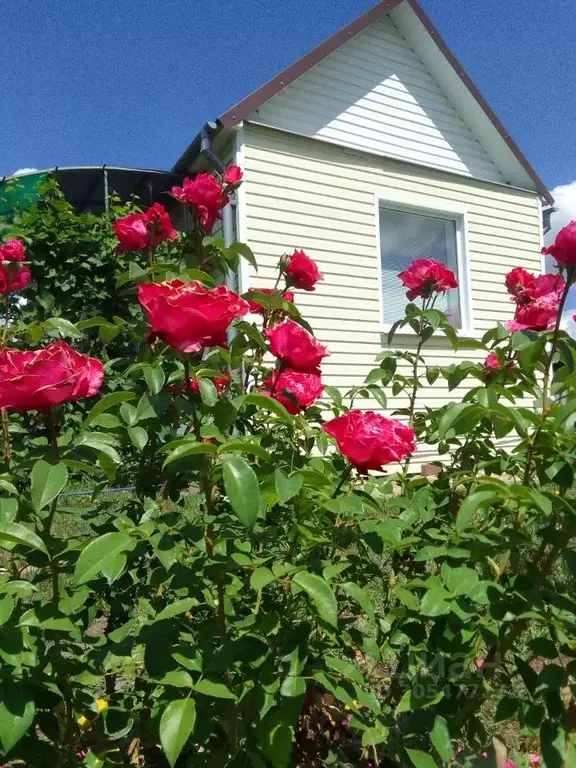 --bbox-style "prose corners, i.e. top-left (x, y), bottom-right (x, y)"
top-left (172, 0), bottom-right (553, 463)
